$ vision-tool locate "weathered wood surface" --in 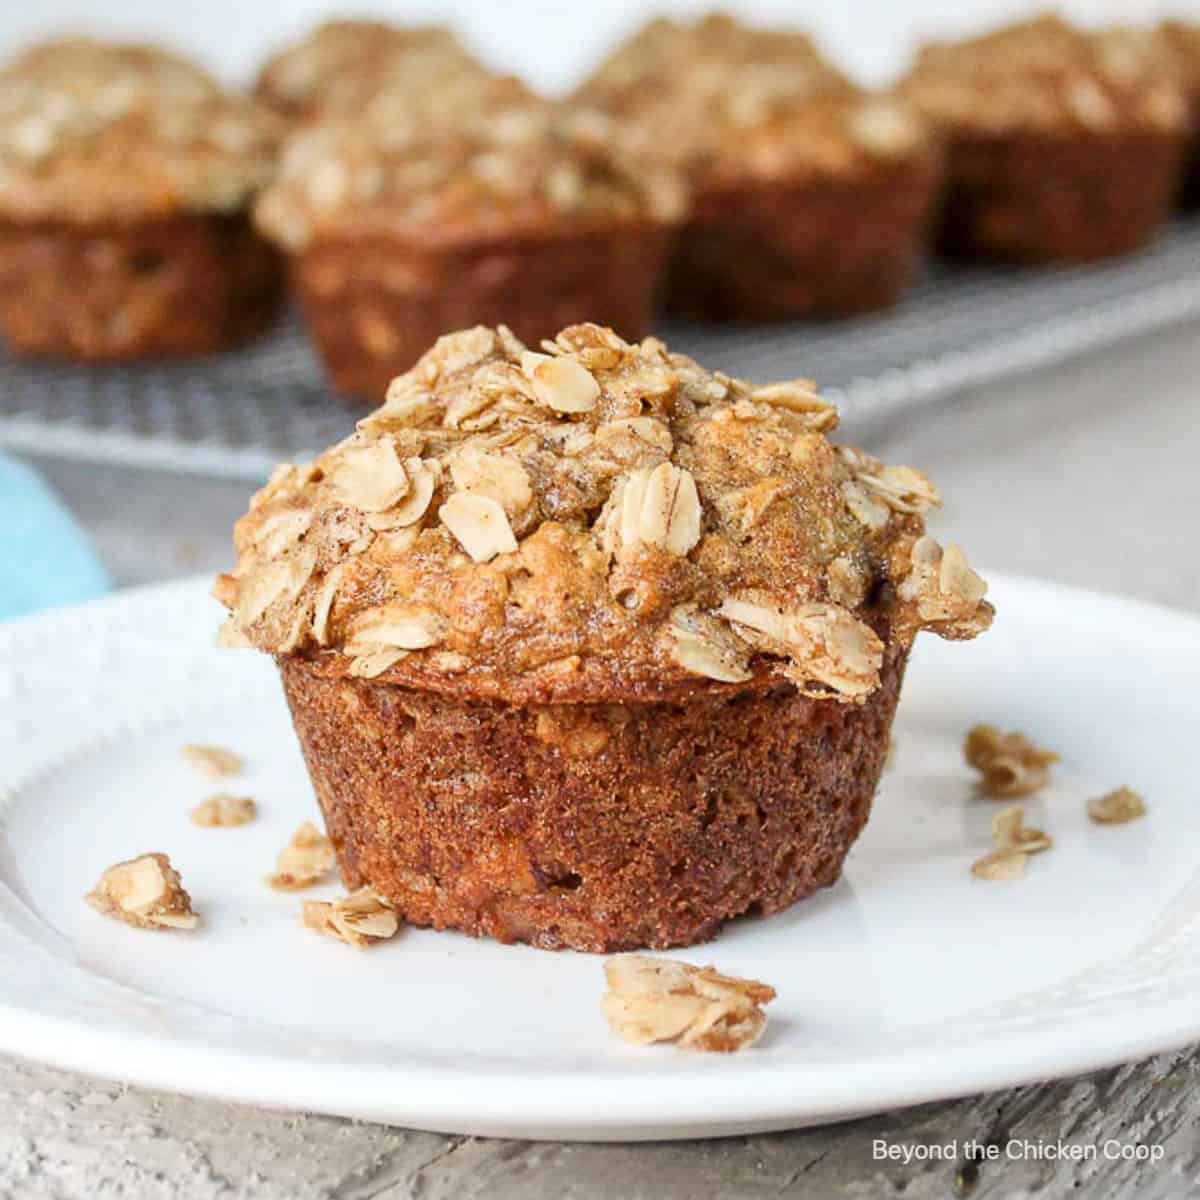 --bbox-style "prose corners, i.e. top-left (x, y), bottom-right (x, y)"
top-left (3, 327), bottom-right (1199, 1197)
